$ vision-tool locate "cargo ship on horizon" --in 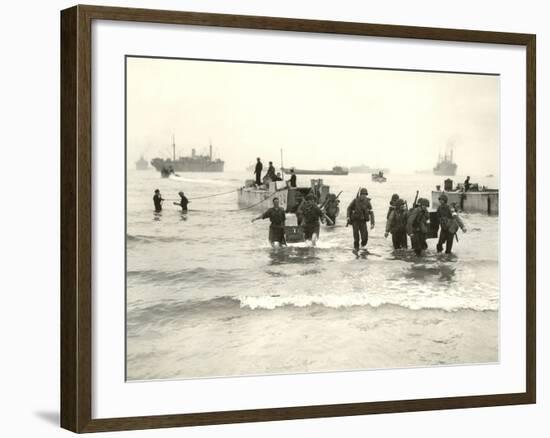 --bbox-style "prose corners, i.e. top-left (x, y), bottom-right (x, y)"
top-left (433, 147), bottom-right (457, 176)
top-left (150, 137), bottom-right (224, 174)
